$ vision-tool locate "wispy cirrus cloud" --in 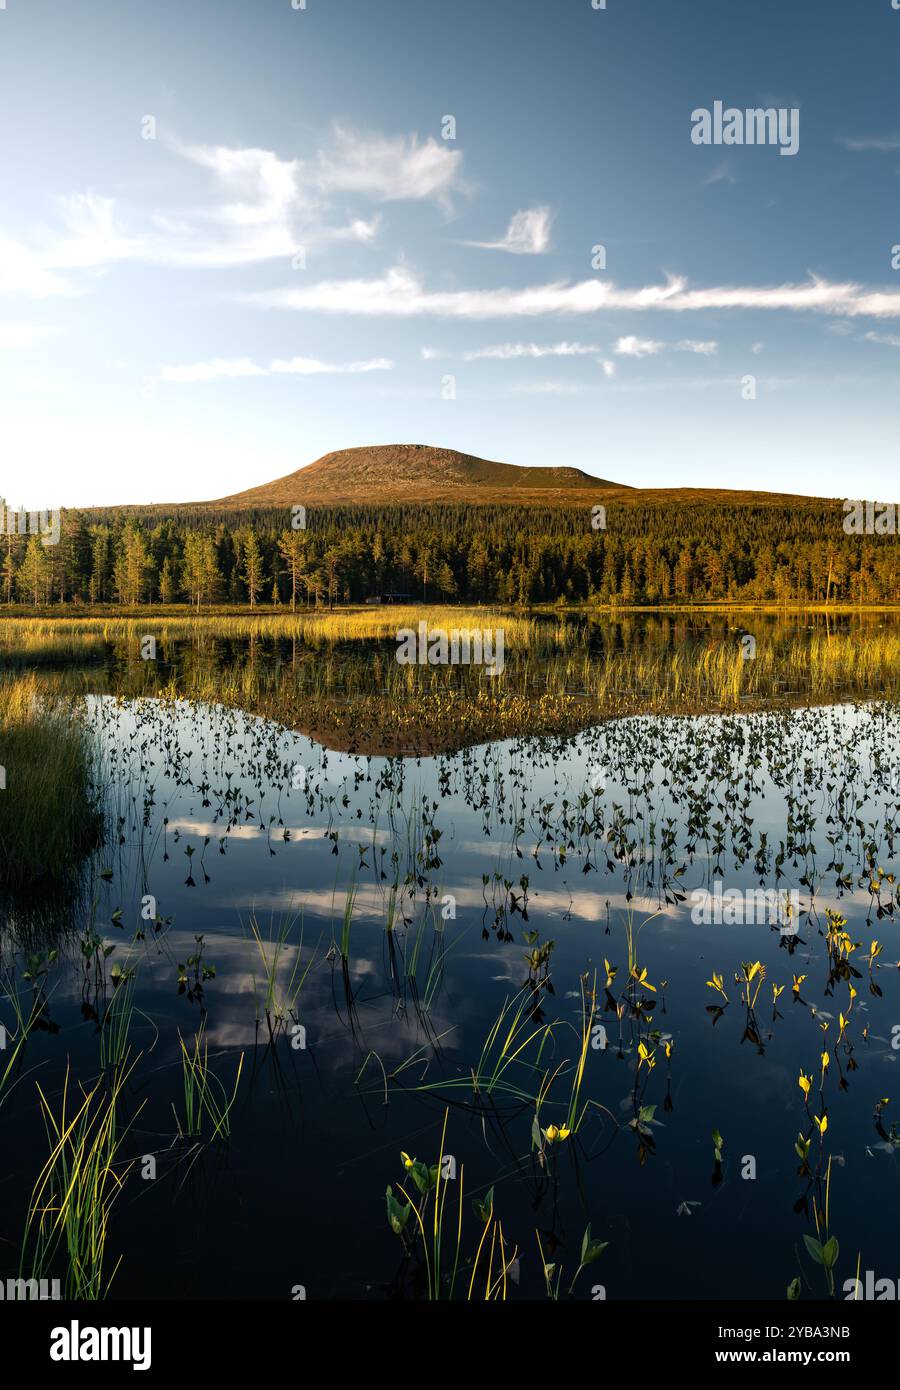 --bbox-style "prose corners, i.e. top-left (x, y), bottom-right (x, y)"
top-left (314, 126), bottom-right (462, 205)
top-left (0, 127), bottom-right (464, 292)
top-left (863, 330), bottom-right (900, 348)
top-left (161, 355), bottom-right (393, 383)
top-left (837, 133), bottom-right (900, 152)
top-left (466, 206), bottom-right (553, 255)
top-left (243, 266), bottom-right (900, 320)
top-left (676, 339), bottom-right (718, 355)
top-left (463, 341), bottom-right (602, 360)
top-left (704, 161), bottom-right (736, 186)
